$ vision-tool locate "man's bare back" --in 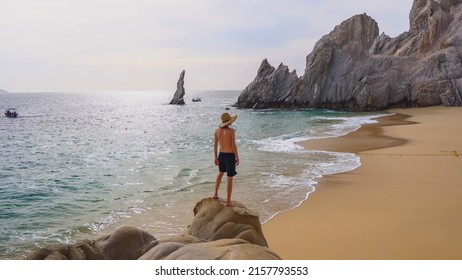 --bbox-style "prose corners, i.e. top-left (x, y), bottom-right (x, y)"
top-left (215, 127), bottom-right (237, 154)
